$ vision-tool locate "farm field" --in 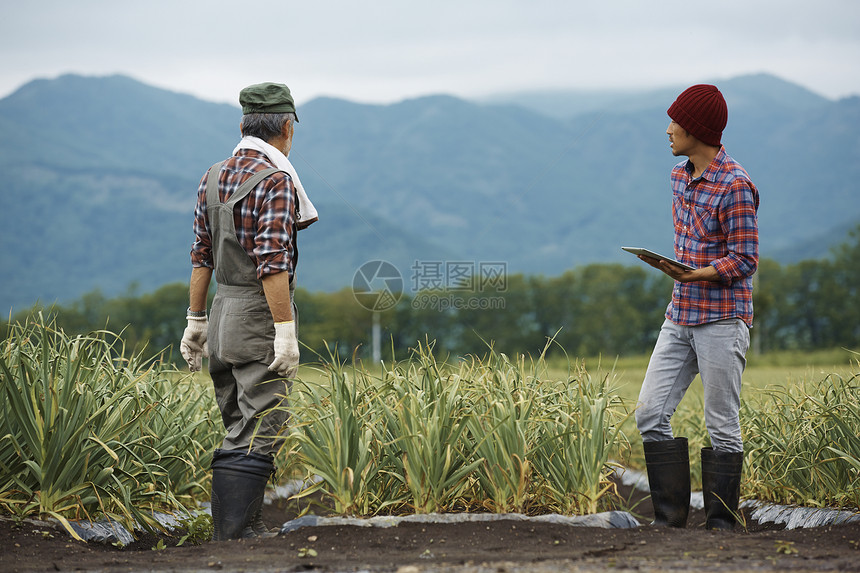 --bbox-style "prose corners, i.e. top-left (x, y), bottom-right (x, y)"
top-left (2, 474), bottom-right (859, 572)
top-left (1, 324), bottom-right (858, 572)
top-left (573, 347), bottom-right (859, 399)
top-left (298, 346), bottom-right (859, 407)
